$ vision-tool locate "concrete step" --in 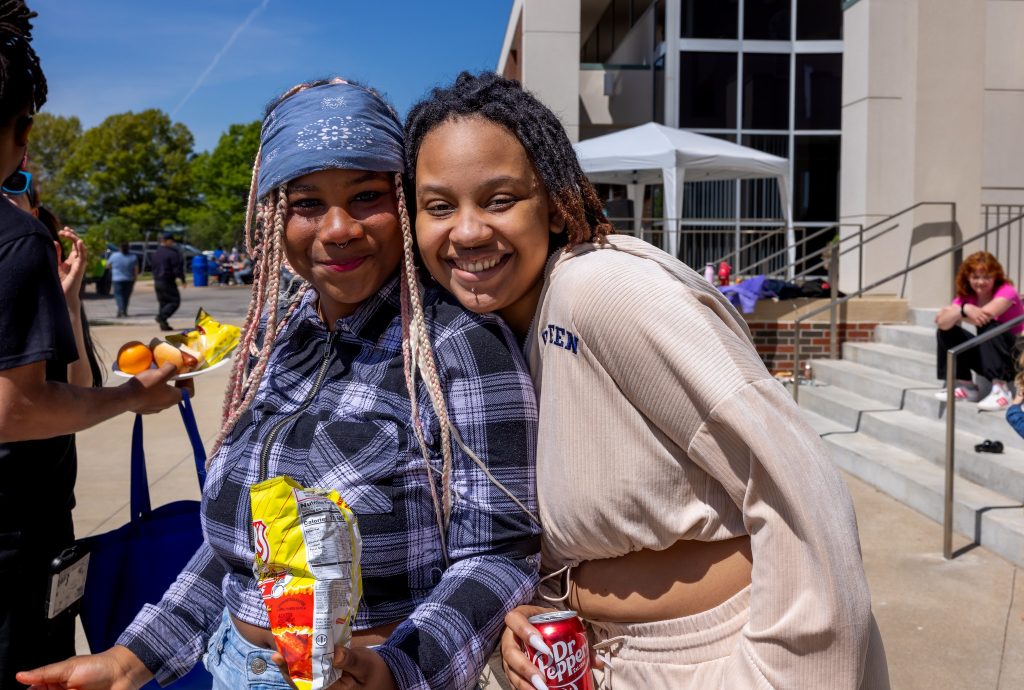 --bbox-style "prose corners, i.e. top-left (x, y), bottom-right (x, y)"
top-left (809, 358), bottom-right (934, 408)
top-left (799, 385), bottom-right (1024, 499)
top-left (809, 358), bottom-right (1019, 441)
top-left (843, 341), bottom-right (937, 382)
top-left (815, 420), bottom-right (1024, 569)
top-left (873, 323), bottom-right (936, 355)
top-left (910, 307), bottom-right (939, 328)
